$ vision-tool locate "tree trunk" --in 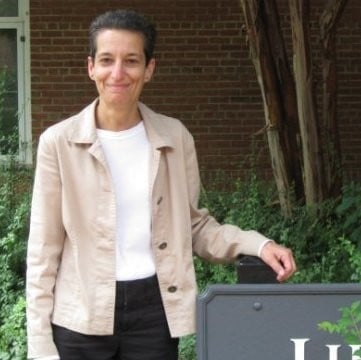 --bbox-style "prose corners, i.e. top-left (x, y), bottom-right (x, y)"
top-left (262, 1), bottom-right (304, 202)
top-left (240, 0), bottom-right (293, 216)
top-left (319, 0), bottom-right (347, 198)
top-left (289, 0), bottom-right (325, 205)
